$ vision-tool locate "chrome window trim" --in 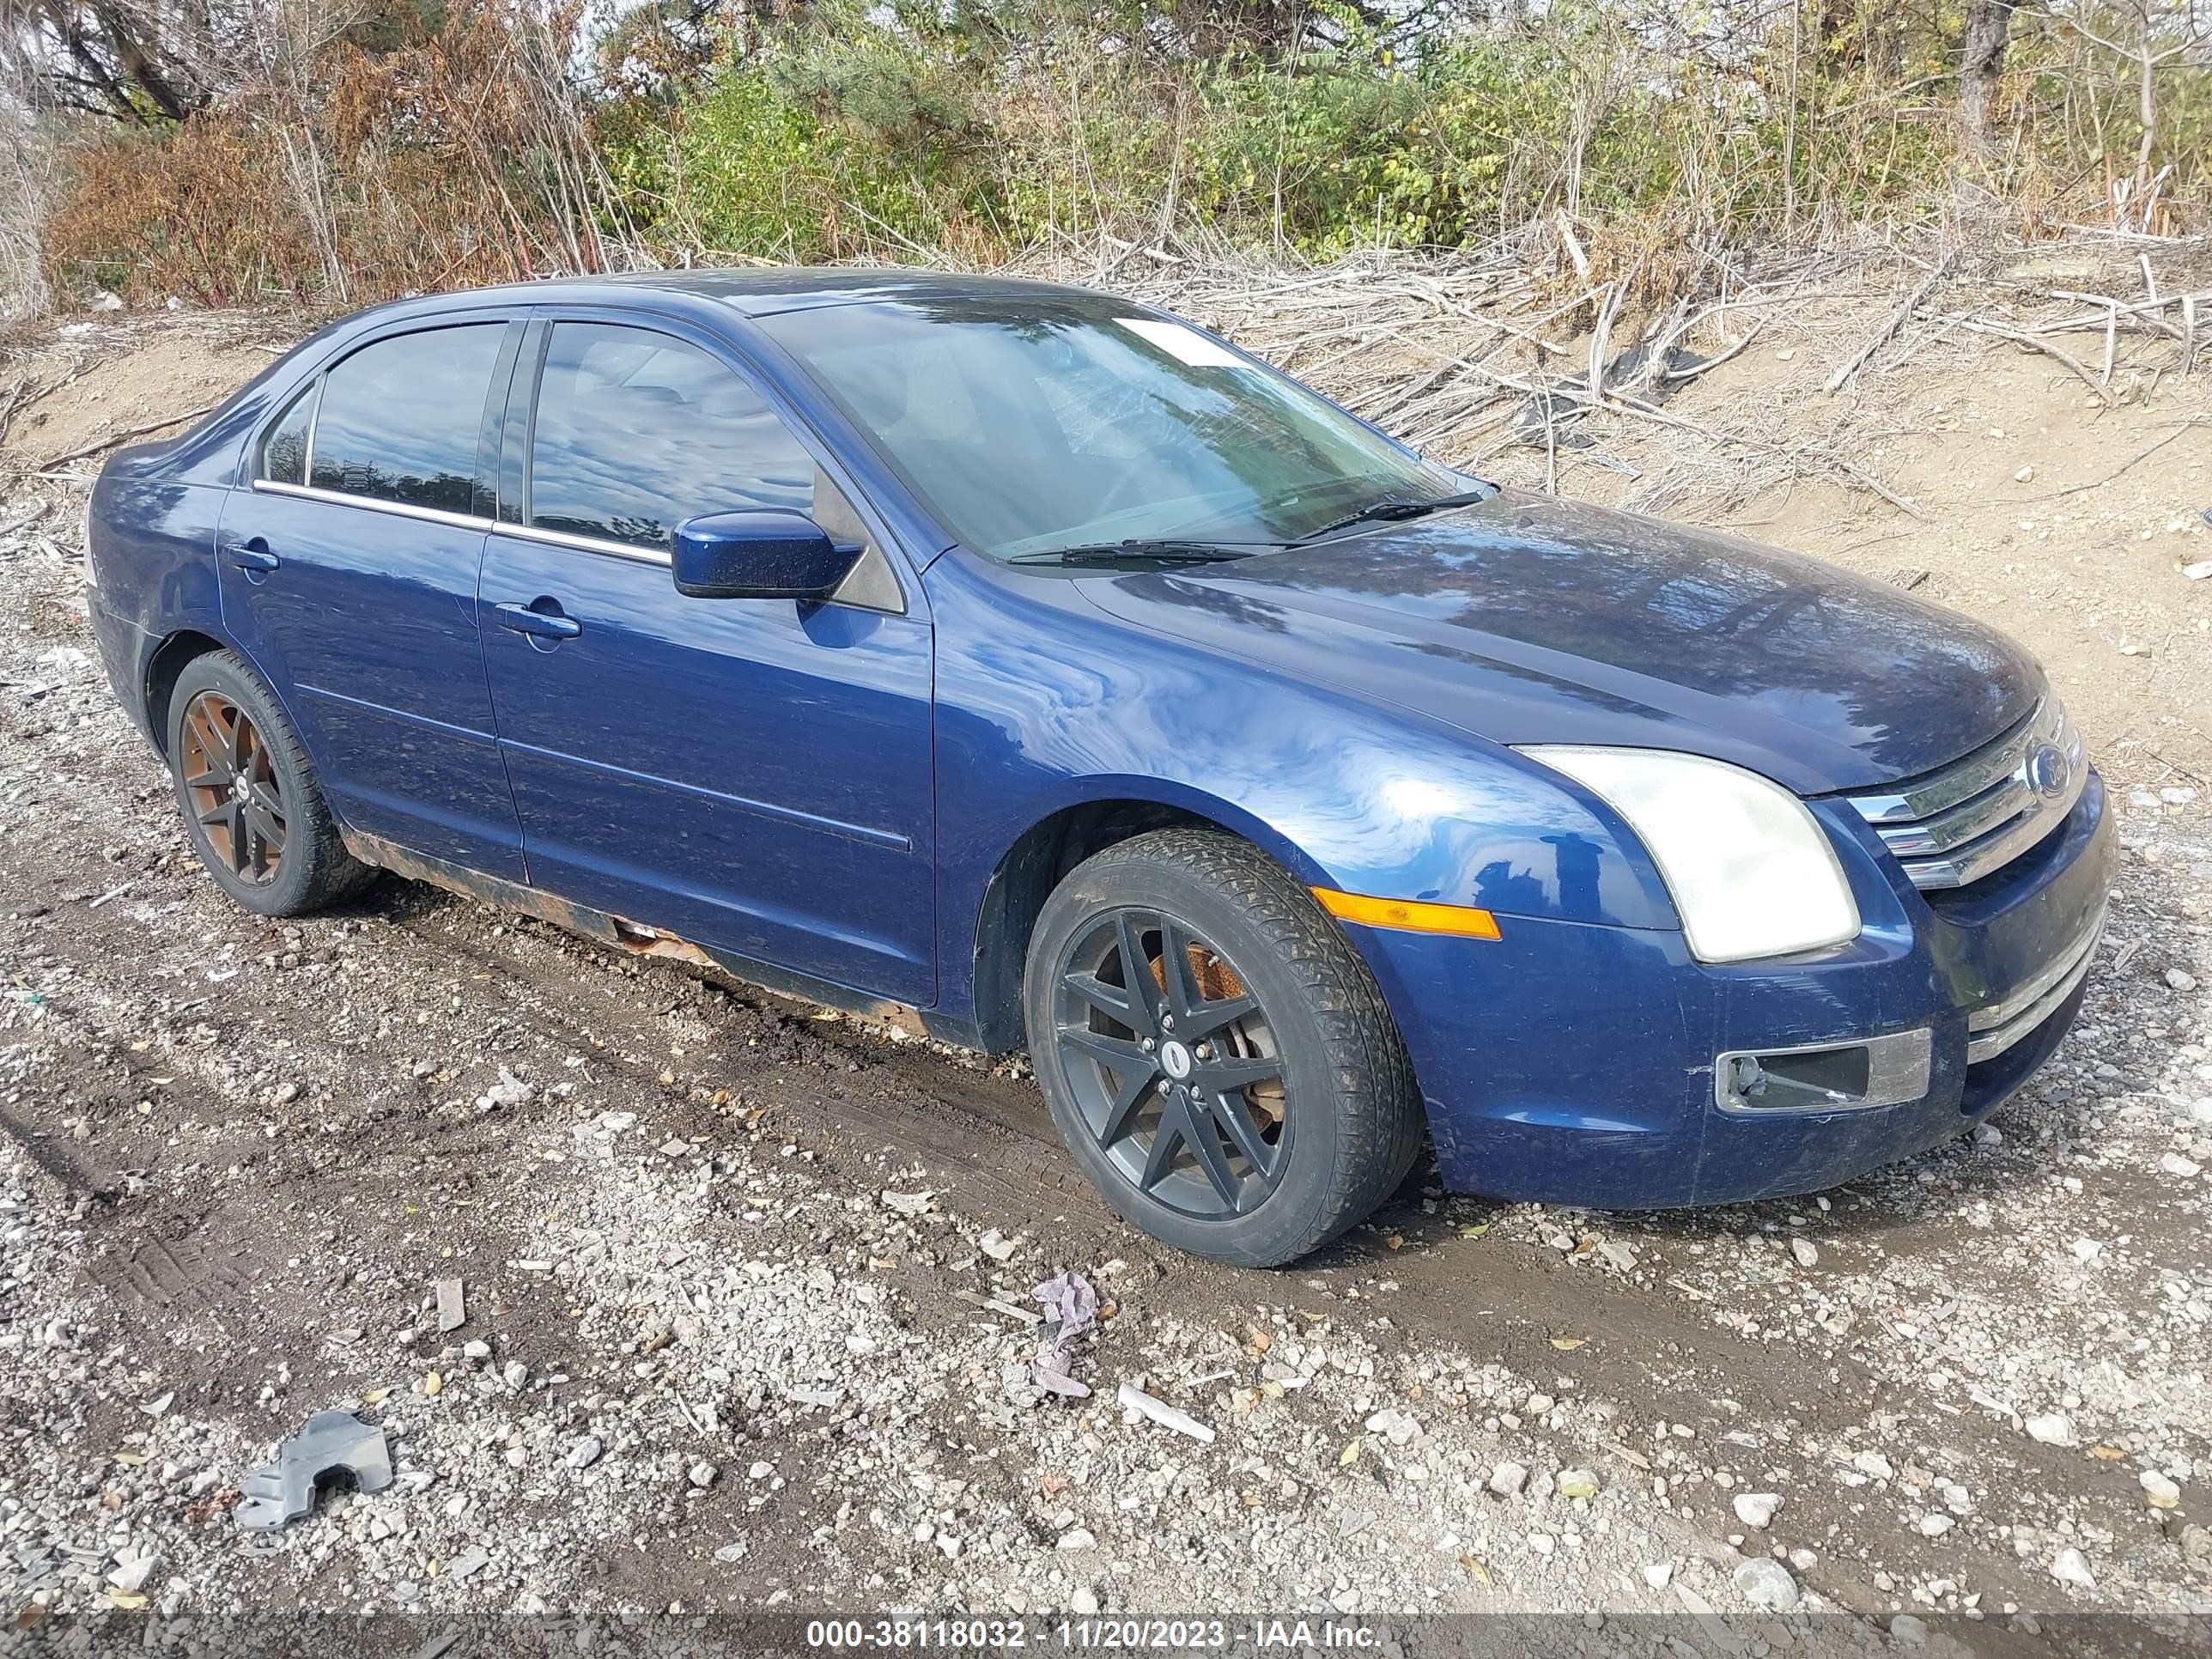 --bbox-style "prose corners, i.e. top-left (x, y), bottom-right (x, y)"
top-left (254, 314), bottom-right (511, 501)
top-left (489, 522), bottom-right (913, 615)
top-left (250, 480), bottom-right (674, 567)
top-left (513, 319), bottom-right (782, 569)
top-left (252, 478), bottom-right (492, 533)
top-left (254, 311), bottom-right (913, 598)
top-left (1712, 1026), bottom-right (1932, 1115)
top-left (500, 520), bottom-right (674, 568)
top-left (302, 374), bottom-right (323, 483)
top-left (503, 309), bottom-right (915, 611)
top-left (1845, 699), bottom-right (2087, 890)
